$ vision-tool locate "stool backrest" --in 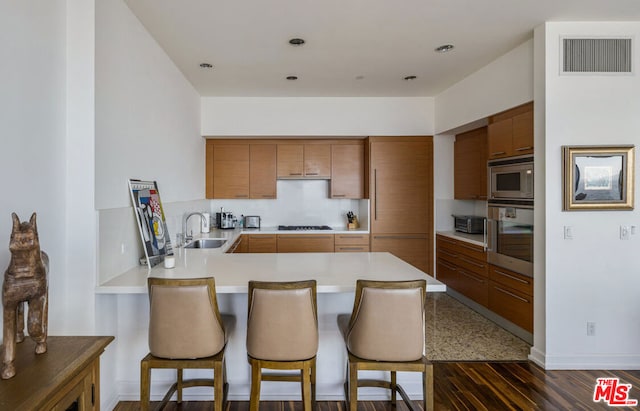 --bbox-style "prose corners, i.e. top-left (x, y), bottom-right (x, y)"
top-left (346, 279), bottom-right (426, 361)
top-left (247, 280), bottom-right (318, 361)
top-left (148, 277), bottom-right (226, 359)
